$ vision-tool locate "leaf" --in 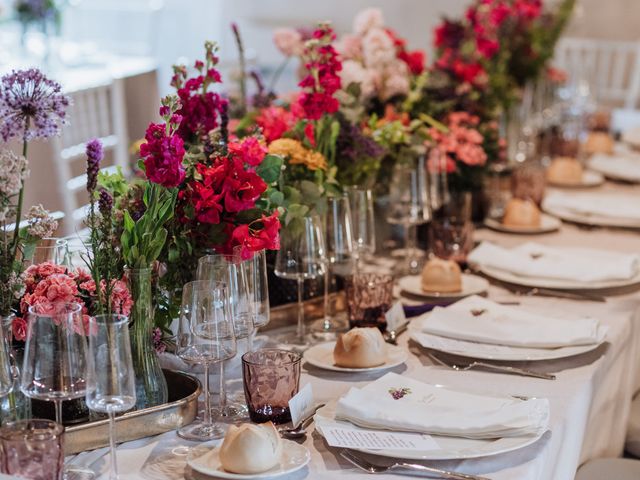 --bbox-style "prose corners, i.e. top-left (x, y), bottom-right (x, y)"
top-left (269, 190), bottom-right (285, 206)
top-left (282, 186), bottom-right (302, 205)
top-left (299, 180), bottom-right (321, 203)
top-left (256, 155), bottom-right (283, 183)
top-left (284, 203), bottom-right (309, 225)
